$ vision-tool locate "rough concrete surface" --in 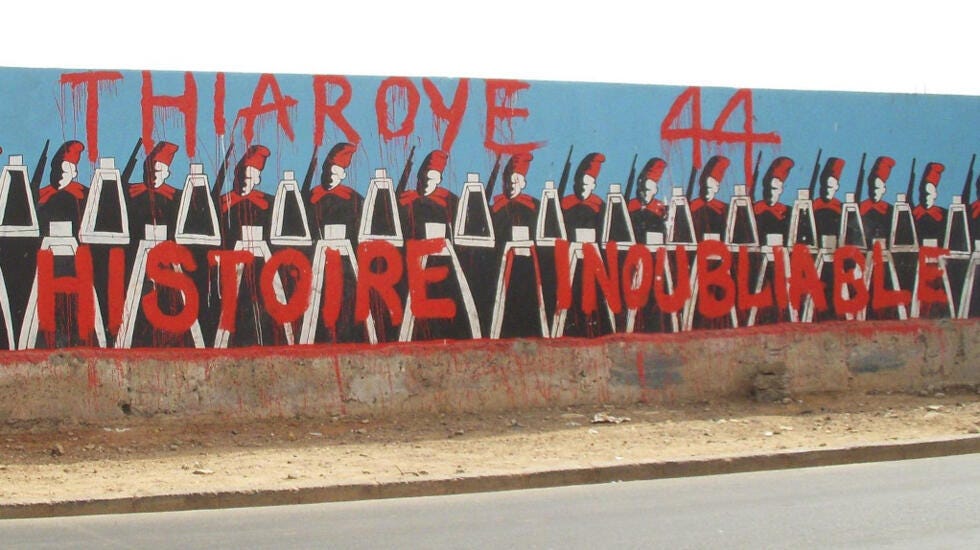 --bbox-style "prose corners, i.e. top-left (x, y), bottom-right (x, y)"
top-left (0, 320), bottom-right (976, 424)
